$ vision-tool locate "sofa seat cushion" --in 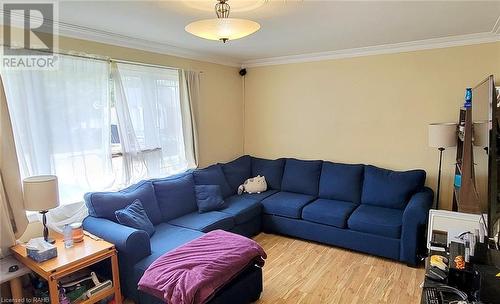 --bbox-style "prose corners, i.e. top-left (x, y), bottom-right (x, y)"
top-left (261, 191), bottom-right (315, 219)
top-left (302, 199), bottom-right (358, 228)
top-left (347, 205), bottom-right (403, 239)
top-left (168, 211), bottom-right (235, 232)
top-left (240, 189), bottom-right (279, 201)
top-left (361, 165), bottom-right (426, 209)
top-left (134, 223), bottom-right (203, 273)
top-left (219, 190), bottom-right (278, 225)
top-left (220, 196), bottom-right (261, 224)
top-left (281, 159), bottom-right (322, 196)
